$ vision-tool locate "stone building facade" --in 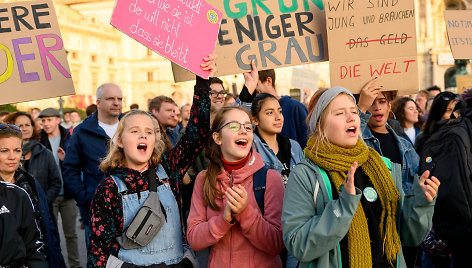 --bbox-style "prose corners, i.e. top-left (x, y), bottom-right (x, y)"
top-left (416, 0), bottom-right (471, 92)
